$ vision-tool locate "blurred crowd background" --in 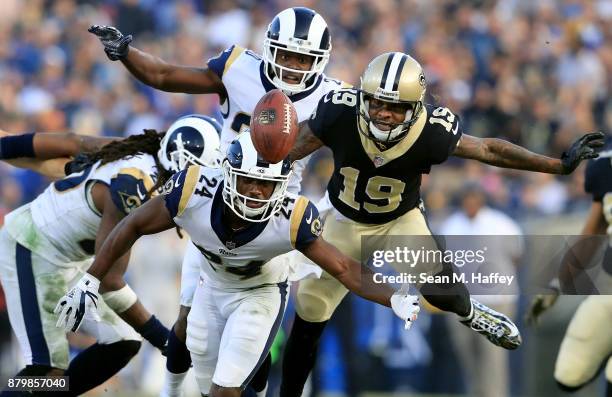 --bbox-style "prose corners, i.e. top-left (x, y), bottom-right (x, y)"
top-left (0, 0), bottom-right (610, 396)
